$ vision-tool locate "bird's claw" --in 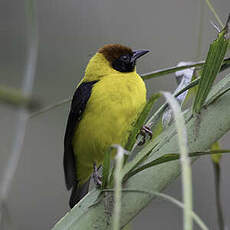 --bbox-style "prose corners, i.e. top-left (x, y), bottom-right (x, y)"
top-left (137, 125), bottom-right (152, 146)
top-left (93, 163), bottom-right (102, 187)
